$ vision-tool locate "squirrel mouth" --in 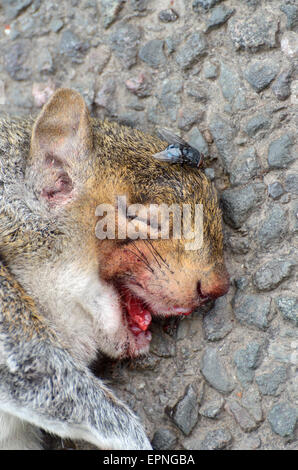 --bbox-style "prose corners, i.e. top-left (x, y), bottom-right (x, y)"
top-left (115, 282), bottom-right (194, 339)
top-left (122, 287), bottom-right (152, 336)
top-left (117, 285), bottom-right (152, 339)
